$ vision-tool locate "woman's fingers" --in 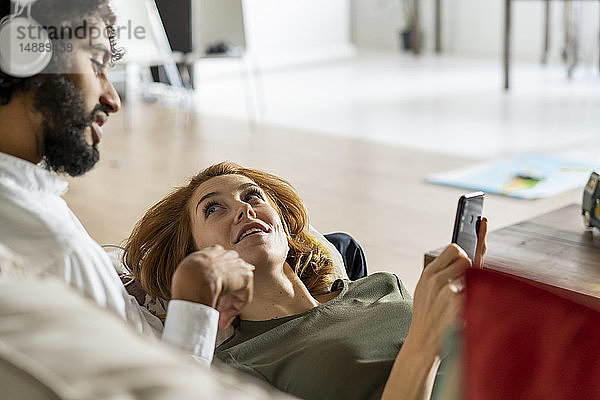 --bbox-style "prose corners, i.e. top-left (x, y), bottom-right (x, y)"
top-left (409, 241), bottom-right (474, 356)
top-left (431, 256), bottom-right (470, 293)
top-left (410, 277), bottom-right (465, 353)
top-left (171, 247), bottom-right (254, 309)
top-left (415, 244), bottom-right (470, 306)
top-left (425, 243), bottom-right (468, 274)
top-left (426, 244), bottom-right (470, 274)
top-left (447, 275), bottom-right (466, 294)
top-left (473, 217), bottom-right (488, 269)
top-left (216, 286), bottom-right (254, 329)
top-left (222, 259), bottom-right (255, 294)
